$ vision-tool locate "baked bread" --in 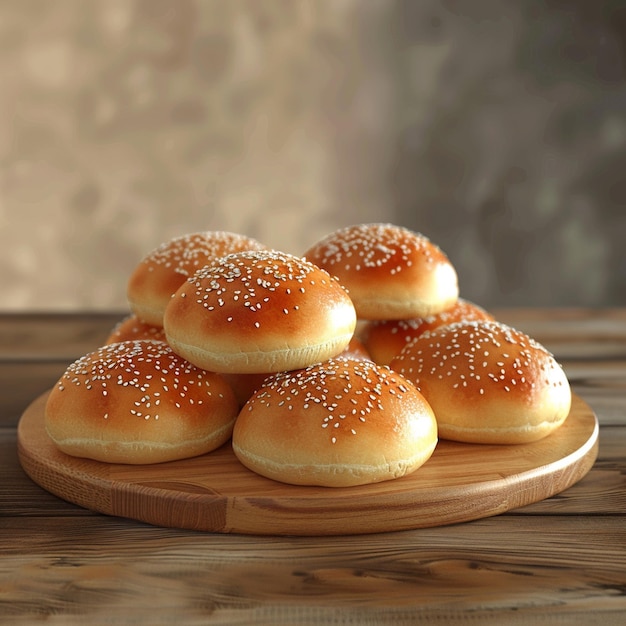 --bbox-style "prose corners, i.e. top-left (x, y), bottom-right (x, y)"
top-left (164, 250), bottom-right (357, 374)
top-left (361, 298), bottom-right (494, 365)
top-left (45, 340), bottom-right (239, 464)
top-left (127, 231), bottom-right (267, 326)
top-left (232, 357), bottom-right (438, 487)
top-left (389, 320), bottom-right (572, 444)
top-left (105, 314), bottom-right (167, 345)
top-left (303, 223), bottom-right (459, 320)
